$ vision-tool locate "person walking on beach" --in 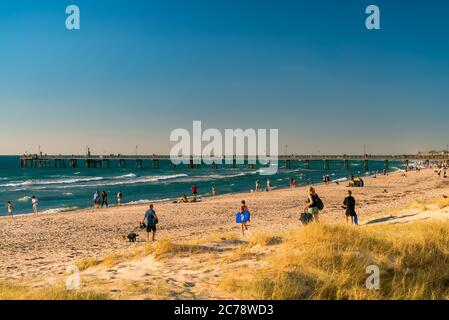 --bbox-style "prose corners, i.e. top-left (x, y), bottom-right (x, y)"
top-left (290, 178), bottom-right (296, 188)
top-left (7, 201), bottom-right (13, 218)
top-left (255, 180), bottom-right (261, 192)
top-left (117, 191), bottom-right (123, 206)
top-left (191, 184), bottom-right (198, 197)
top-left (266, 178), bottom-right (272, 191)
top-left (241, 200), bottom-right (249, 213)
top-left (343, 190), bottom-right (358, 225)
top-left (100, 191), bottom-right (108, 208)
top-left (93, 190), bottom-right (100, 208)
top-left (303, 187), bottom-right (322, 222)
top-left (31, 196), bottom-right (38, 214)
top-left (142, 204), bottom-right (158, 242)
top-left (237, 205), bottom-right (250, 236)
